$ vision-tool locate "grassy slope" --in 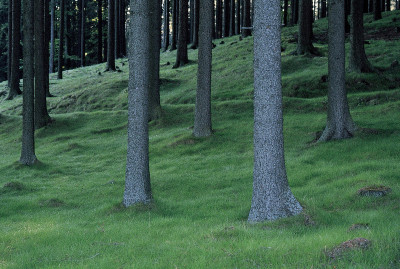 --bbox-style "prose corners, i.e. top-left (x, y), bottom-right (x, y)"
top-left (0, 11), bottom-right (400, 268)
